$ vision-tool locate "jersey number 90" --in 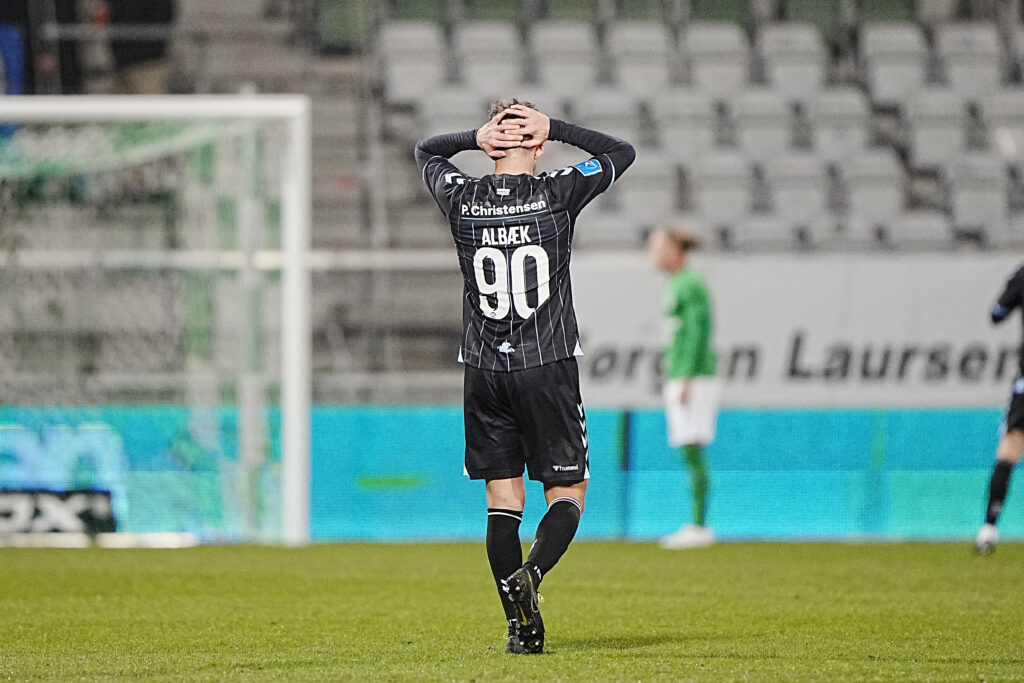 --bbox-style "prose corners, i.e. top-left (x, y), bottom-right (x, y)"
top-left (473, 246), bottom-right (551, 320)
